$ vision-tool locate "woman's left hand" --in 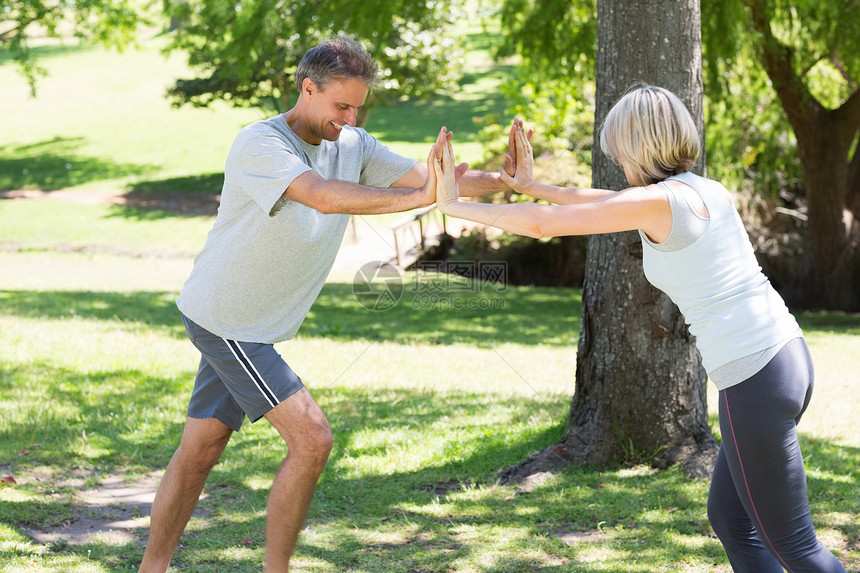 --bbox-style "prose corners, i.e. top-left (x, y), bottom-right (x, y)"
top-left (433, 131), bottom-right (460, 213)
